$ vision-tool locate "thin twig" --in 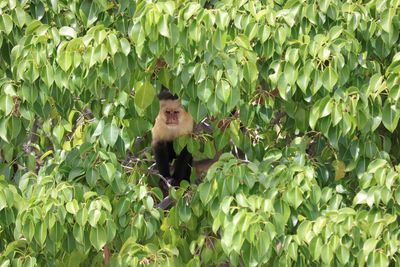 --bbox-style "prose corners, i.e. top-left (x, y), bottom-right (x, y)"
top-left (149, 170), bottom-right (171, 189)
